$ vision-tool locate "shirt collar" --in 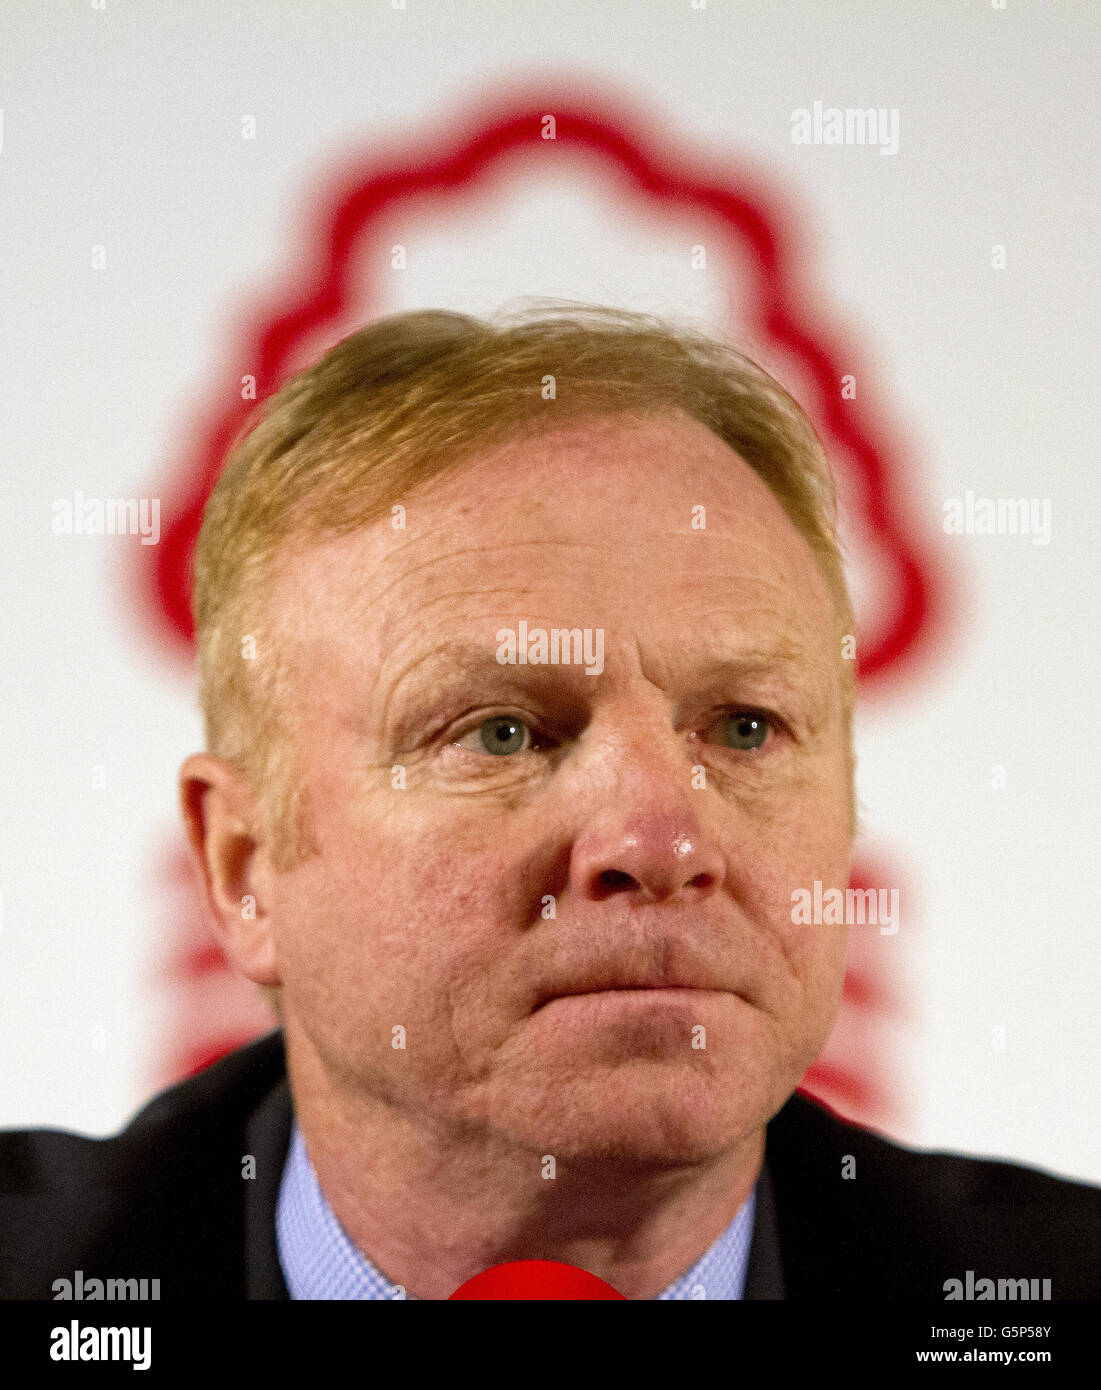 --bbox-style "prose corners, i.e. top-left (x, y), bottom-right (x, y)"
top-left (276, 1119), bottom-right (756, 1299)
